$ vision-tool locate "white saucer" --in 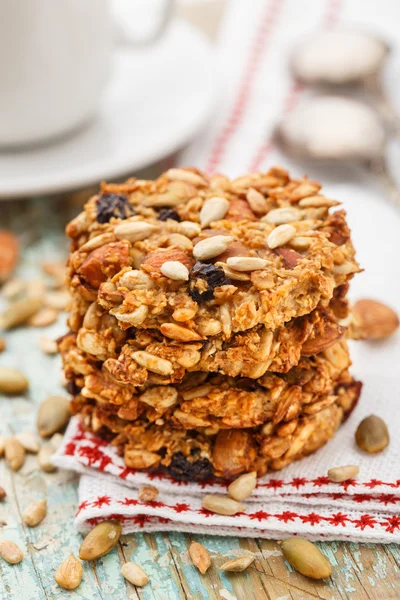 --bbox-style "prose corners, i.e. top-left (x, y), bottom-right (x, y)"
top-left (0, 19), bottom-right (216, 199)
